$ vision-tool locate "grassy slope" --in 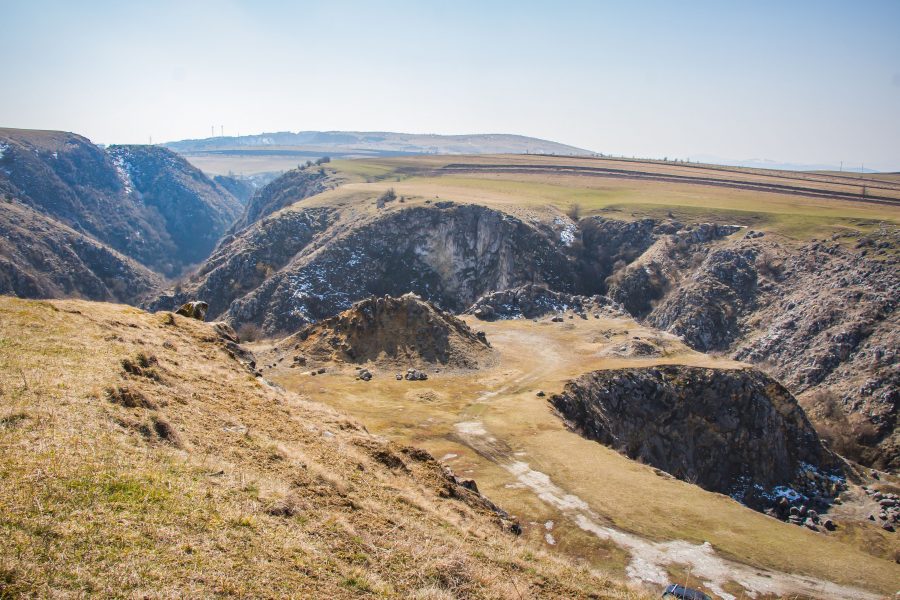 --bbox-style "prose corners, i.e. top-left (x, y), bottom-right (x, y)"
top-left (296, 155), bottom-right (900, 242)
top-left (0, 297), bottom-right (645, 599)
top-left (265, 314), bottom-right (900, 597)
